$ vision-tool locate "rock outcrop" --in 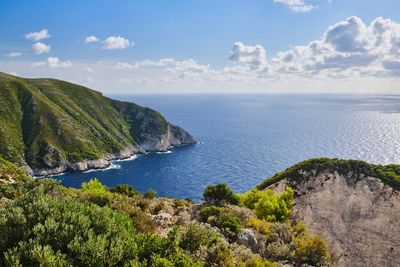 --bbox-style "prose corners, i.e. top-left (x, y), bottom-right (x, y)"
top-left (266, 164), bottom-right (400, 267)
